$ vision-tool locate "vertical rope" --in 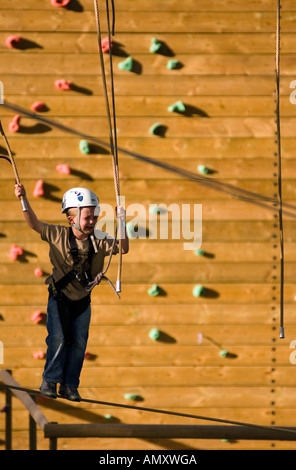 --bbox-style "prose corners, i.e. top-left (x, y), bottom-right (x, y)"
top-left (275, 0), bottom-right (285, 338)
top-left (93, 0), bottom-right (122, 292)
